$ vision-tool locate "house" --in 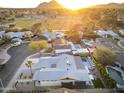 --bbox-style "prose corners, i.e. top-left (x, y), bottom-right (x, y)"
top-left (5, 32), bottom-right (25, 39)
top-left (96, 38), bottom-right (113, 44)
top-left (52, 39), bottom-right (72, 54)
top-left (5, 31), bottom-right (33, 39)
top-left (95, 30), bottom-right (118, 38)
top-left (43, 32), bottom-right (56, 41)
top-left (119, 29), bottom-right (124, 36)
top-left (52, 39), bottom-right (93, 54)
top-left (82, 39), bottom-right (95, 47)
top-left (11, 38), bottom-right (23, 46)
top-left (0, 25), bottom-right (9, 30)
top-left (30, 54), bottom-right (93, 87)
top-left (71, 44), bottom-right (91, 54)
top-left (42, 31), bottom-right (64, 41)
